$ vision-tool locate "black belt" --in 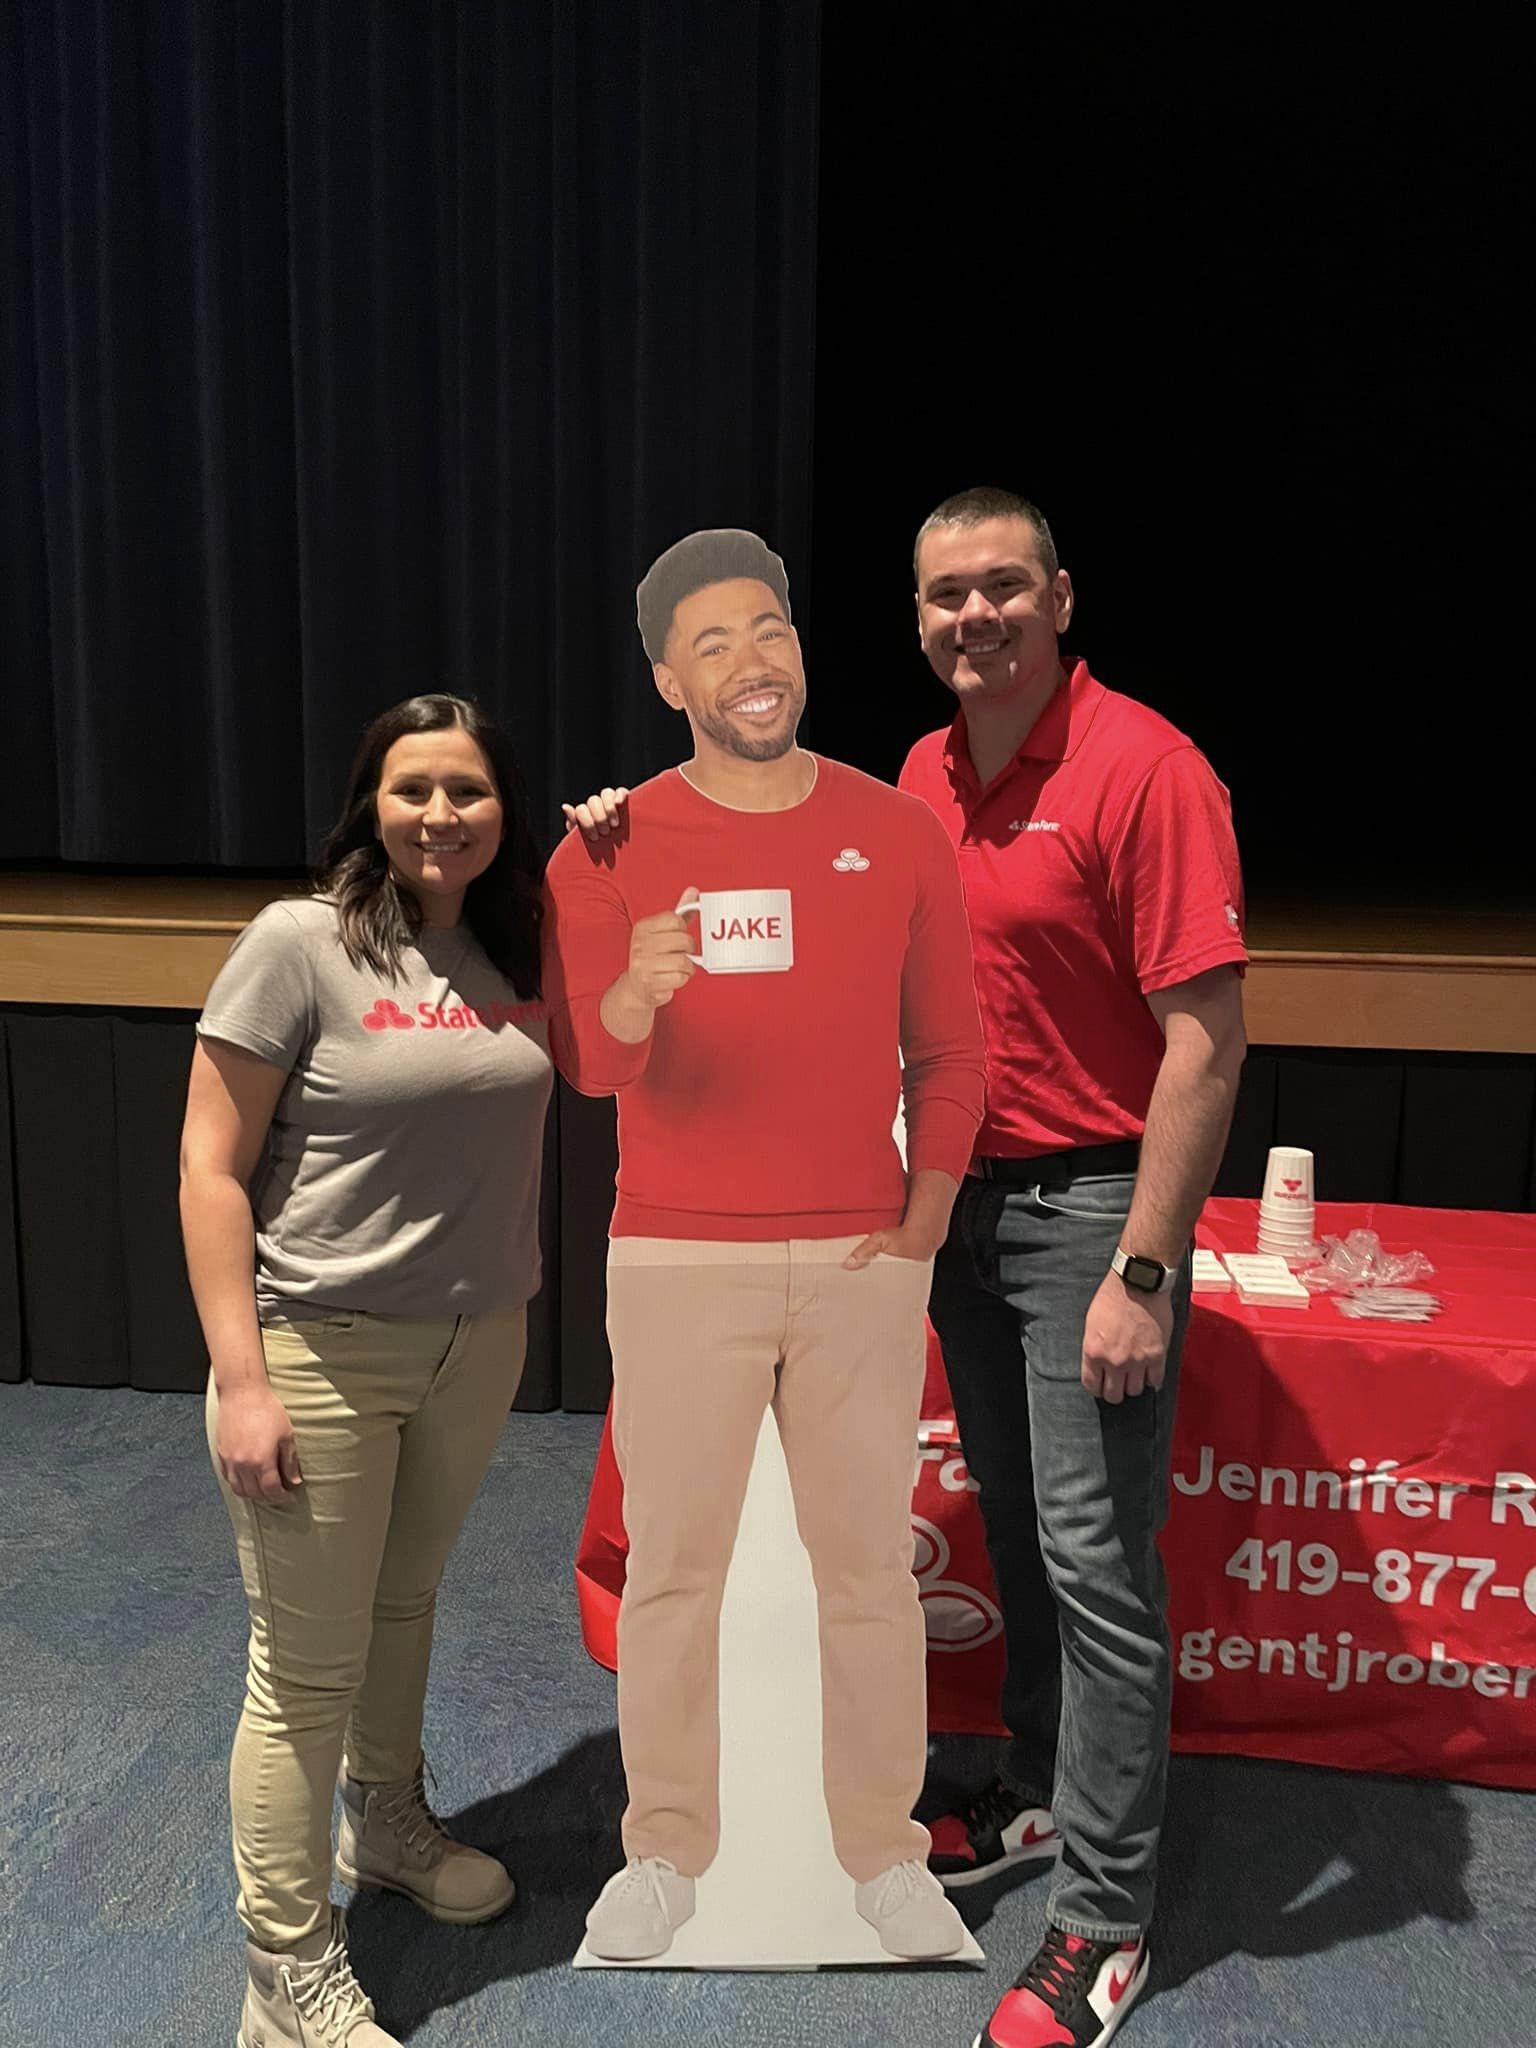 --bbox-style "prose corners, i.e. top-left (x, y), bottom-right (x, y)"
top-left (969, 1140), bottom-right (1141, 1185)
